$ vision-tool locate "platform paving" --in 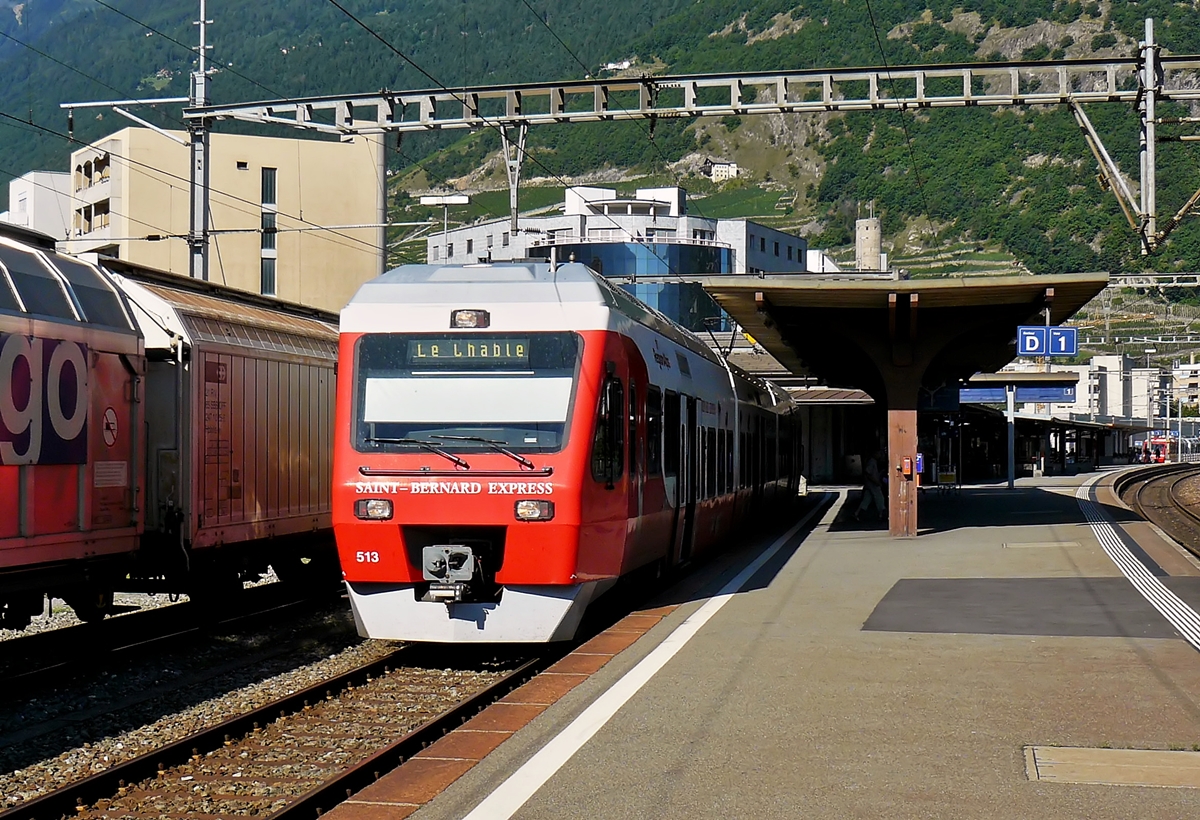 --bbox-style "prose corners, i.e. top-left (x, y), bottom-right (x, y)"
top-left (385, 470), bottom-right (1200, 818)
